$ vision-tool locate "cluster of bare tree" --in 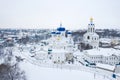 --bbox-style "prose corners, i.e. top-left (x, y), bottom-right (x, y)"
top-left (0, 63), bottom-right (26, 80)
top-left (0, 47), bottom-right (26, 80)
